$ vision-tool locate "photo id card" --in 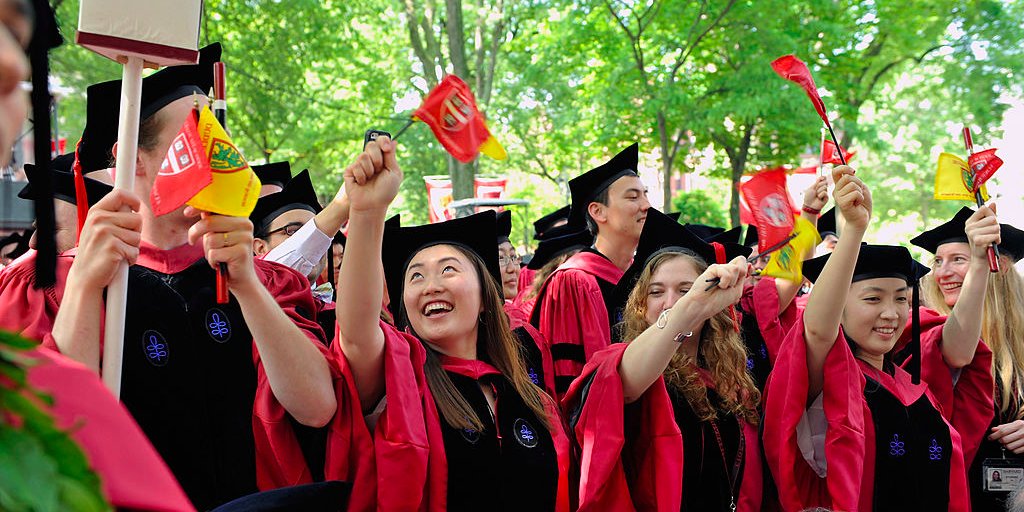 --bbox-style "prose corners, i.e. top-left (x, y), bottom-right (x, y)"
top-left (982, 458), bottom-right (1024, 492)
